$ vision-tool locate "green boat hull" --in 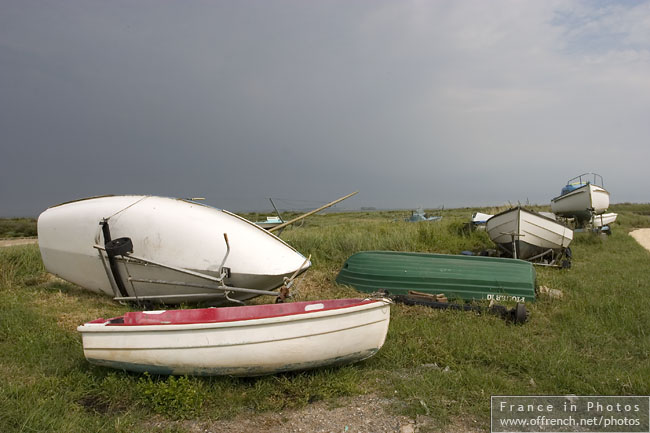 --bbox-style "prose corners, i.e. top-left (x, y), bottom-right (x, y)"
top-left (336, 251), bottom-right (536, 303)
